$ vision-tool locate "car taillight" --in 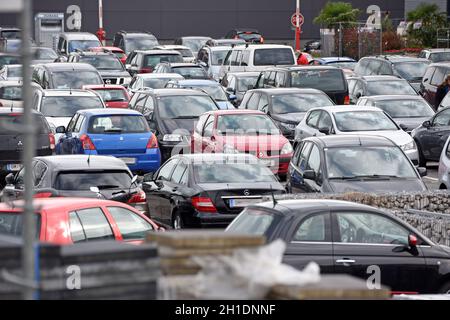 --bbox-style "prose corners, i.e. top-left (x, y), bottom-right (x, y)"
top-left (146, 134), bottom-right (158, 149)
top-left (48, 133), bottom-right (55, 150)
top-left (344, 95), bottom-right (350, 105)
top-left (80, 134), bottom-right (96, 150)
top-left (34, 192), bottom-right (53, 198)
top-left (192, 196), bottom-right (217, 213)
top-left (128, 190), bottom-right (146, 204)
top-left (139, 67), bottom-right (153, 73)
